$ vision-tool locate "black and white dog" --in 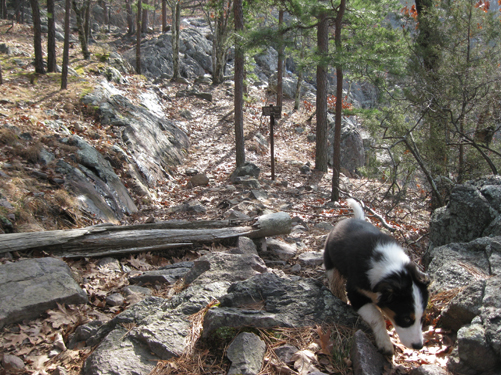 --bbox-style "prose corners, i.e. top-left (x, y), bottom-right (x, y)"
top-left (323, 199), bottom-right (430, 355)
